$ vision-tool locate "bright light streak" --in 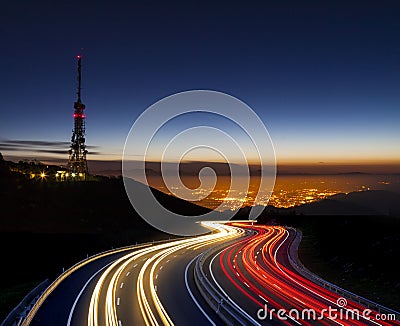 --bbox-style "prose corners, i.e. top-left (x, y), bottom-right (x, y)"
top-left (211, 224), bottom-right (397, 326)
top-left (87, 222), bottom-right (241, 326)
